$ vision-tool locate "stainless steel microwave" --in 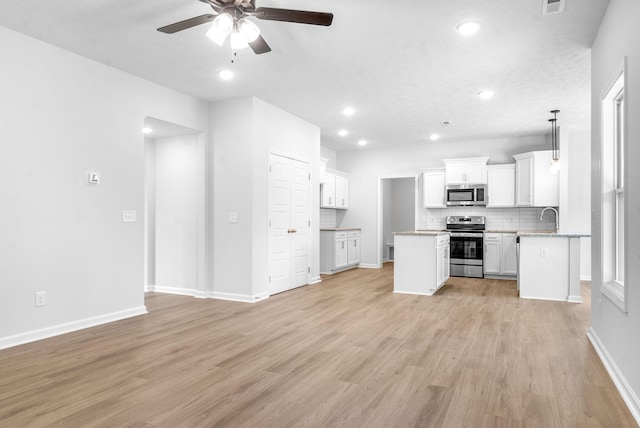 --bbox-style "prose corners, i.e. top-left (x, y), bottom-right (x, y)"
top-left (446, 184), bottom-right (486, 206)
